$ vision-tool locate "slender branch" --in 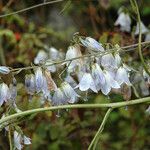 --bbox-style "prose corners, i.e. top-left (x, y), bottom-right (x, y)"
top-left (0, 0), bottom-right (64, 18)
top-left (88, 108), bottom-right (113, 150)
top-left (131, 0), bottom-right (150, 75)
top-left (0, 96), bottom-right (149, 126)
top-left (8, 126), bottom-right (13, 150)
top-left (10, 41), bottom-right (150, 73)
top-left (0, 37), bottom-right (6, 65)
